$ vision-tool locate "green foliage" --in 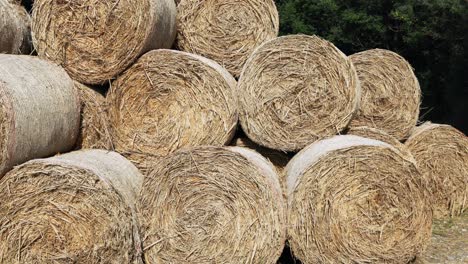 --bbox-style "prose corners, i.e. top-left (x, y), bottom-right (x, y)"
top-left (276, 0), bottom-right (467, 132)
